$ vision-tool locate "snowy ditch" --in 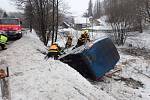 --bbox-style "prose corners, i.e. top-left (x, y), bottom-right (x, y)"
top-left (0, 31), bottom-right (116, 100)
